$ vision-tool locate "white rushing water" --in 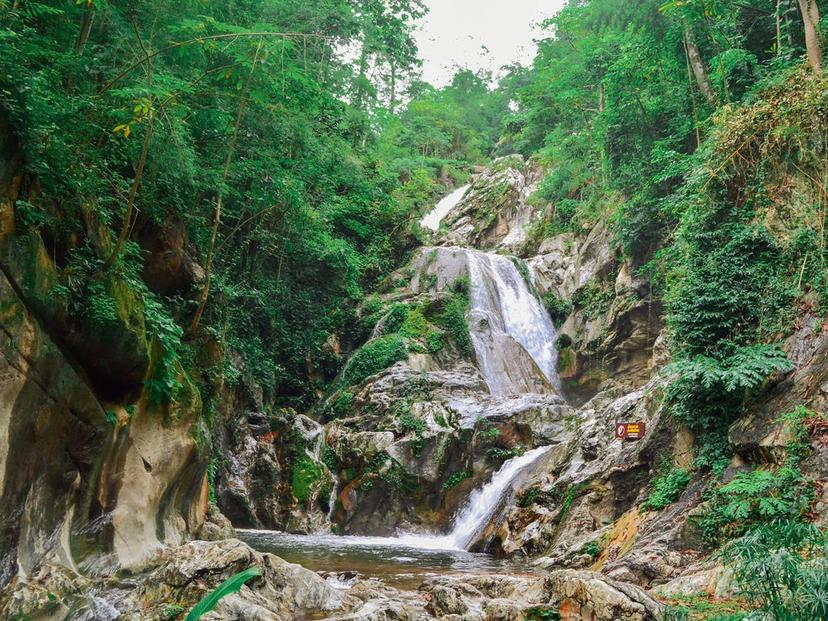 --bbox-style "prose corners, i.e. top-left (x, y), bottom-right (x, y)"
top-left (446, 445), bottom-right (551, 549)
top-left (465, 250), bottom-right (560, 395)
top-left (240, 446), bottom-right (550, 552)
top-left (419, 185), bottom-right (470, 231)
